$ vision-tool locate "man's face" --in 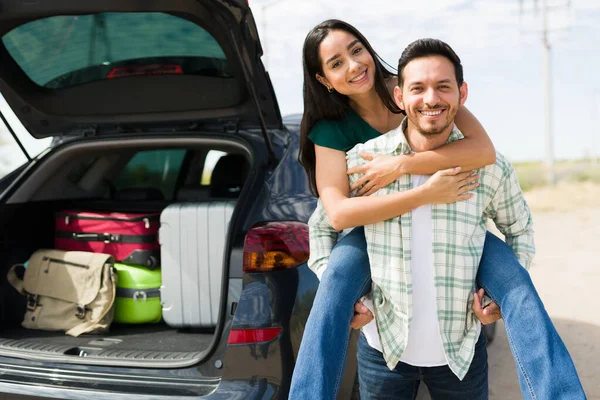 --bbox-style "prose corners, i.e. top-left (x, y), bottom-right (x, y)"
top-left (394, 55), bottom-right (467, 137)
